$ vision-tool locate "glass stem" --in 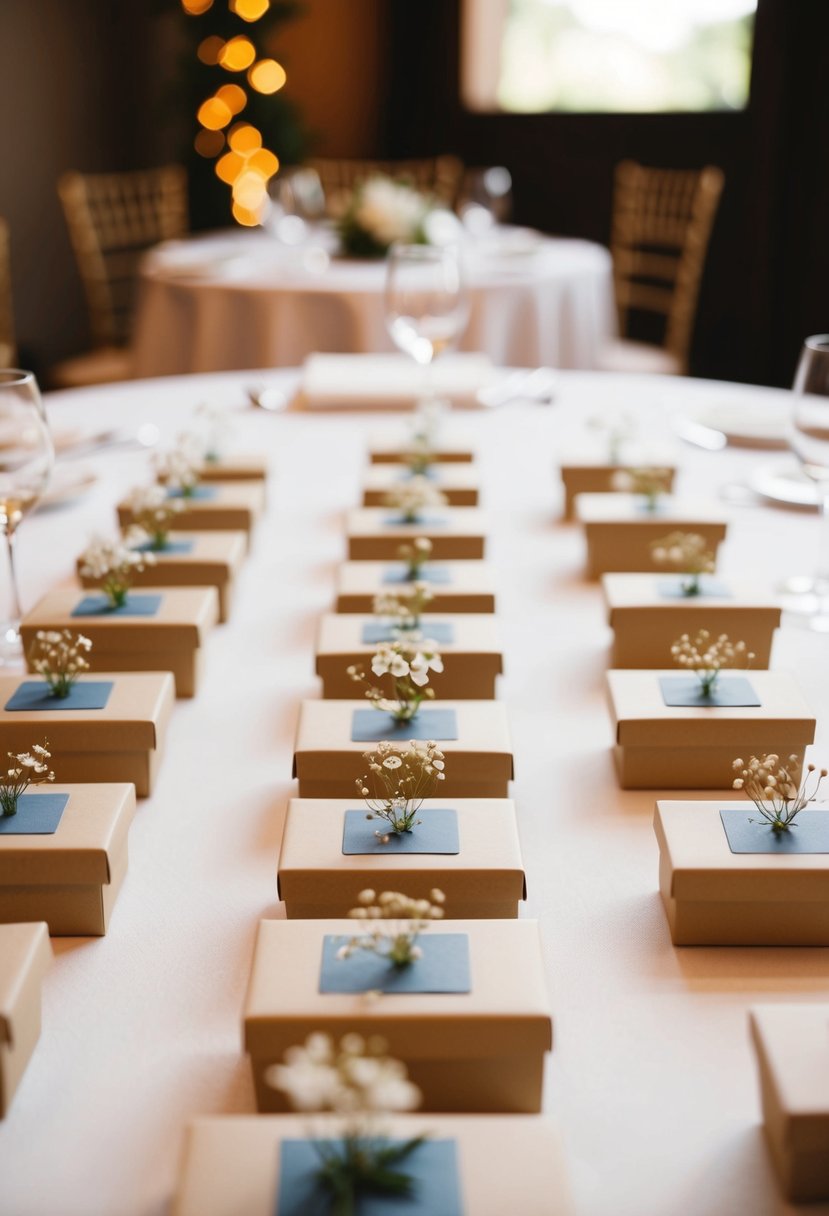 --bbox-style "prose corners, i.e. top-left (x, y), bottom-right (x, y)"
top-left (817, 491), bottom-right (829, 589)
top-left (4, 527), bottom-right (22, 623)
